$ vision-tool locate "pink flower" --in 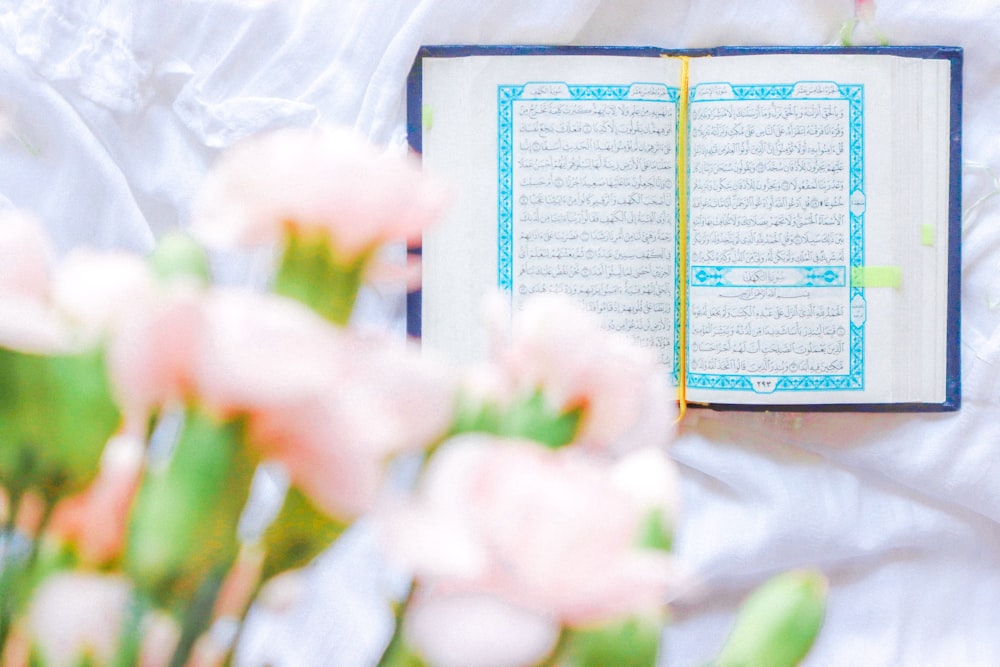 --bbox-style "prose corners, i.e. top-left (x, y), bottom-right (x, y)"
top-left (105, 286), bottom-right (205, 431)
top-left (25, 572), bottom-right (180, 667)
top-left (191, 288), bottom-right (349, 417)
top-left (0, 214), bottom-right (155, 355)
top-left (50, 248), bottom-right (158, 344)
top-left (380, 435), bottom-right (684, 662)
top-left (485, 293), bottom-right (676, 451)
top-left (108, 286), bottom-right (455, 521)
top-left (27, 572), bottom-right (132, 667)
top-left (108, 286), bottom-right (344, 429)
top-left (191, 126), bottom-right (449, 264)
top-left (404, 591), bottom-right (560, 667)
top-left (0, 211), bottom-right (53, 301)
top-left (244, 331), bottom-right (455, 520)
top-left (855, 0), bottom-right (875, 21)
top-left (0, 212), bottom-right (67, 353)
